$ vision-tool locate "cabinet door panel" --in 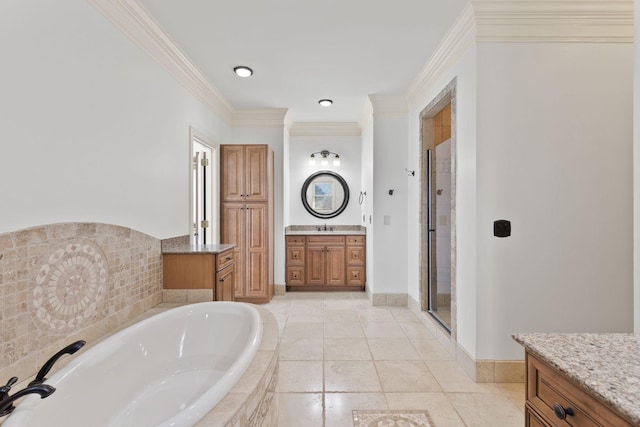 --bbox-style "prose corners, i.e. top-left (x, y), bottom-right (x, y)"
top-left (245, 146), bottom-right (268, 201)
top-left (245, 204), bottom-right (268, 296)
top-left (346, 246), bottom-right (365, 265)
top-left (221, 203), bottom-right (245, 296)
top-left (325, 246), bottom-right (346, 285)
top-left (306, 246), bottom-right (325, 285)
top-left (221, 146), bottom-right (245, 201)
top-left (216, 265), bottom-right (235, 301)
